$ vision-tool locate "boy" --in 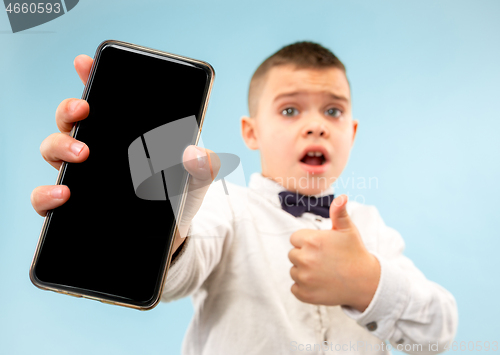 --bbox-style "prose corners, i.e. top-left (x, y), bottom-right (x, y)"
top-left (31, 41), bottom-right (458, 355)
